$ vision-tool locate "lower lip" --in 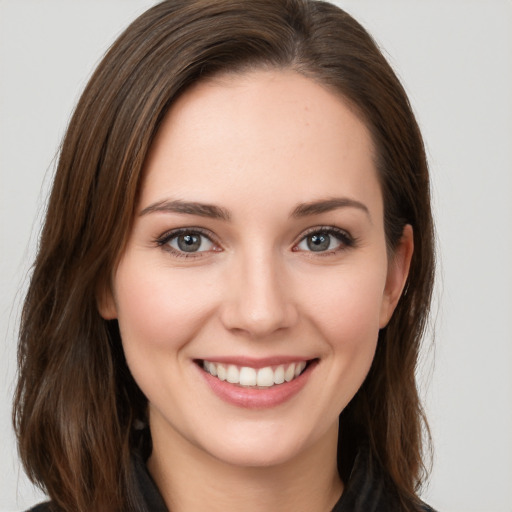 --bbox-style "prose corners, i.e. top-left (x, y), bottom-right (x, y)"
top-left (197, 361), bottom-right (317, 409)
